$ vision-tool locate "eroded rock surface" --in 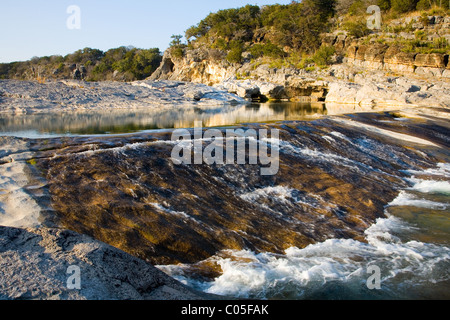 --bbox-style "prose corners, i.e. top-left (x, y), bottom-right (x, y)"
top-left (0, 79), bottom-right (247, 114)
top-left (0, 226), bottom-right (218, 300)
